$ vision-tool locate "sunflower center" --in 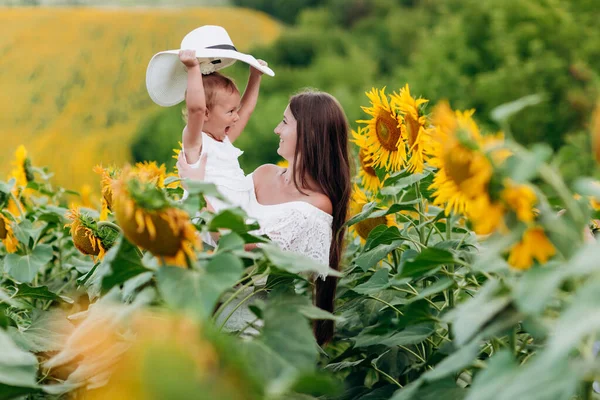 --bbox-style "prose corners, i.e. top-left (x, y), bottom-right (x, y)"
top-left (443, 148), bottom-right (473, 187)
top-left (405, 114), bottom-right (420, 148)
top-left (359, 149), bottom-right (377, 177)
top-left (375, 111), bottom-right (402, 151)
top-left (355, 216), bottom-right (387, 240)
top-left (0, 218), bottom-right (7, 239)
